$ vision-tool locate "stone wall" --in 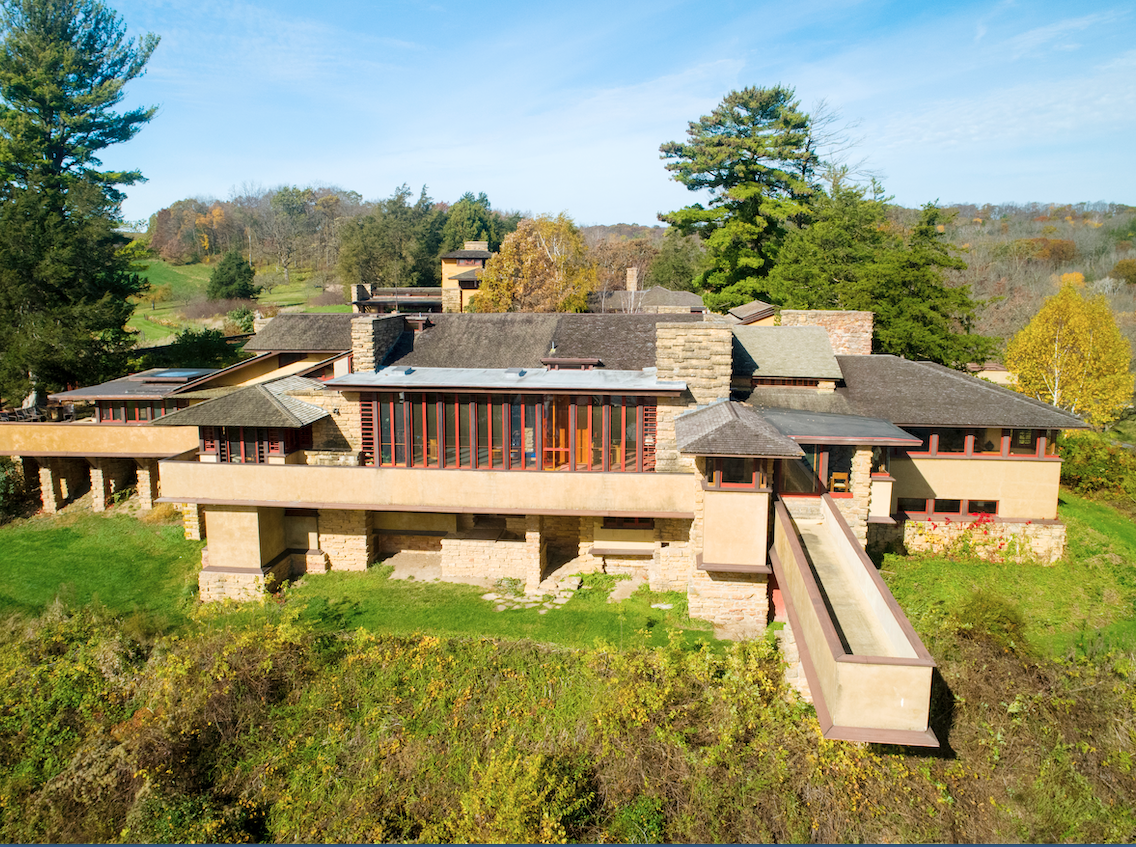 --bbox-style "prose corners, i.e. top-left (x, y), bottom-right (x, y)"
top-left (652, 517), bottom-right (696, 591)
top-left (897, 517), bottom-right (1067, 564)
top-left (303, 449), bottom-right (361, 467)
top-left (376, 533), bottom-right (443, 555)
top-left (199, 569), bottom-right (265, 602)
top-left (289, 388), bottom-right (362, 454)
top-left (351, 315), bottom-right (405, 373)
top-left (442, 288), bottom-right (462, 314)
top-left (318, 509), bottom-right (373, 571)
top-left (779, 310), bottom-right (873, 356)
top-left (687, 569), bottom-right (769, 635)
top-left (440, 528), bottom-right (544, 588)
